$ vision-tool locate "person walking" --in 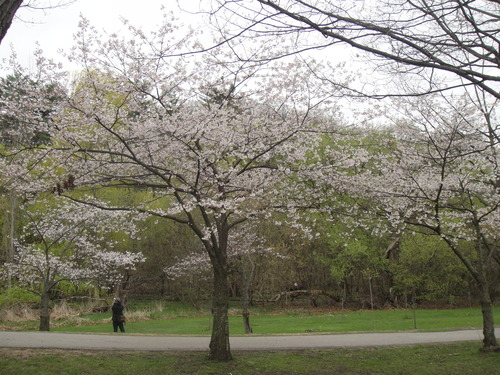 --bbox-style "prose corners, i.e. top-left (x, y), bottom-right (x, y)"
top-left (111, 297), bottom-right (126, 333)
